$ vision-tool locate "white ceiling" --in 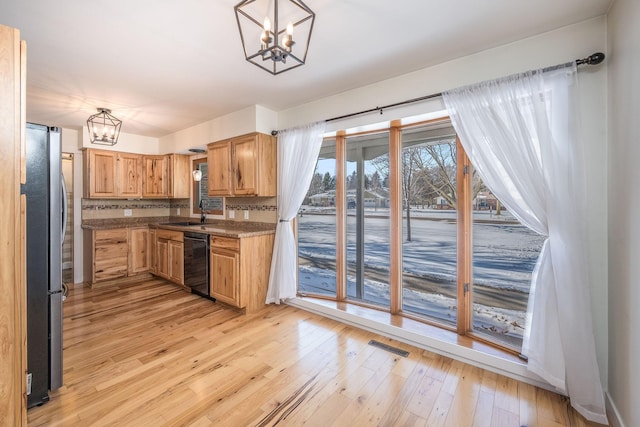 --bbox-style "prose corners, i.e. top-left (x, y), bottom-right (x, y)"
top-left (0, 0), bottom-right (611, 138)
